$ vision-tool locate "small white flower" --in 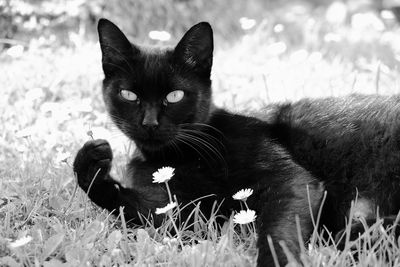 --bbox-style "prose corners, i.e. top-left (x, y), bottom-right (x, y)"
top-left (155, 202), bottom-right (177, 214)
top-left (9, 236), bottom-right (32, 248)
top-left (152, 167), bottom-right (175, 183)
top-left (233, 209), bottom-right (257, 224)
top-left (232, 188), bottom-right (253, 201)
